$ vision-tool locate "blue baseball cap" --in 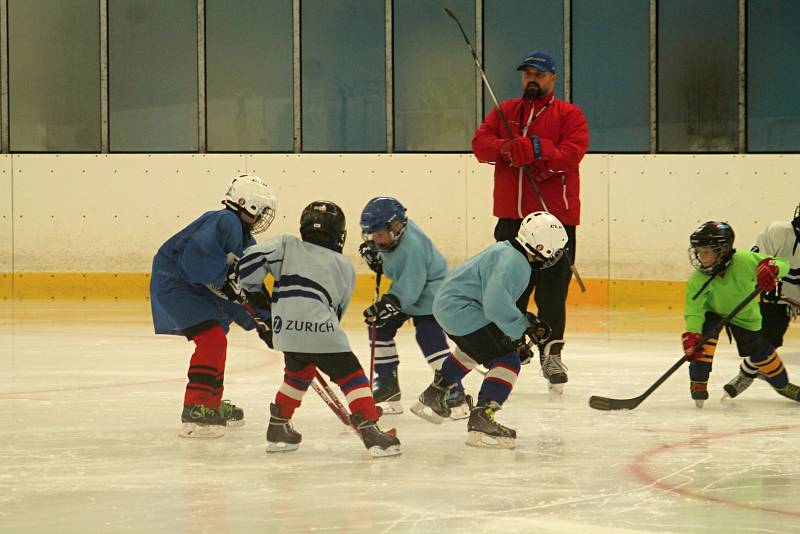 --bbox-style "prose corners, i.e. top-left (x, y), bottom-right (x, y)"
top-left (516, 50), bottom-right (557, 73)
